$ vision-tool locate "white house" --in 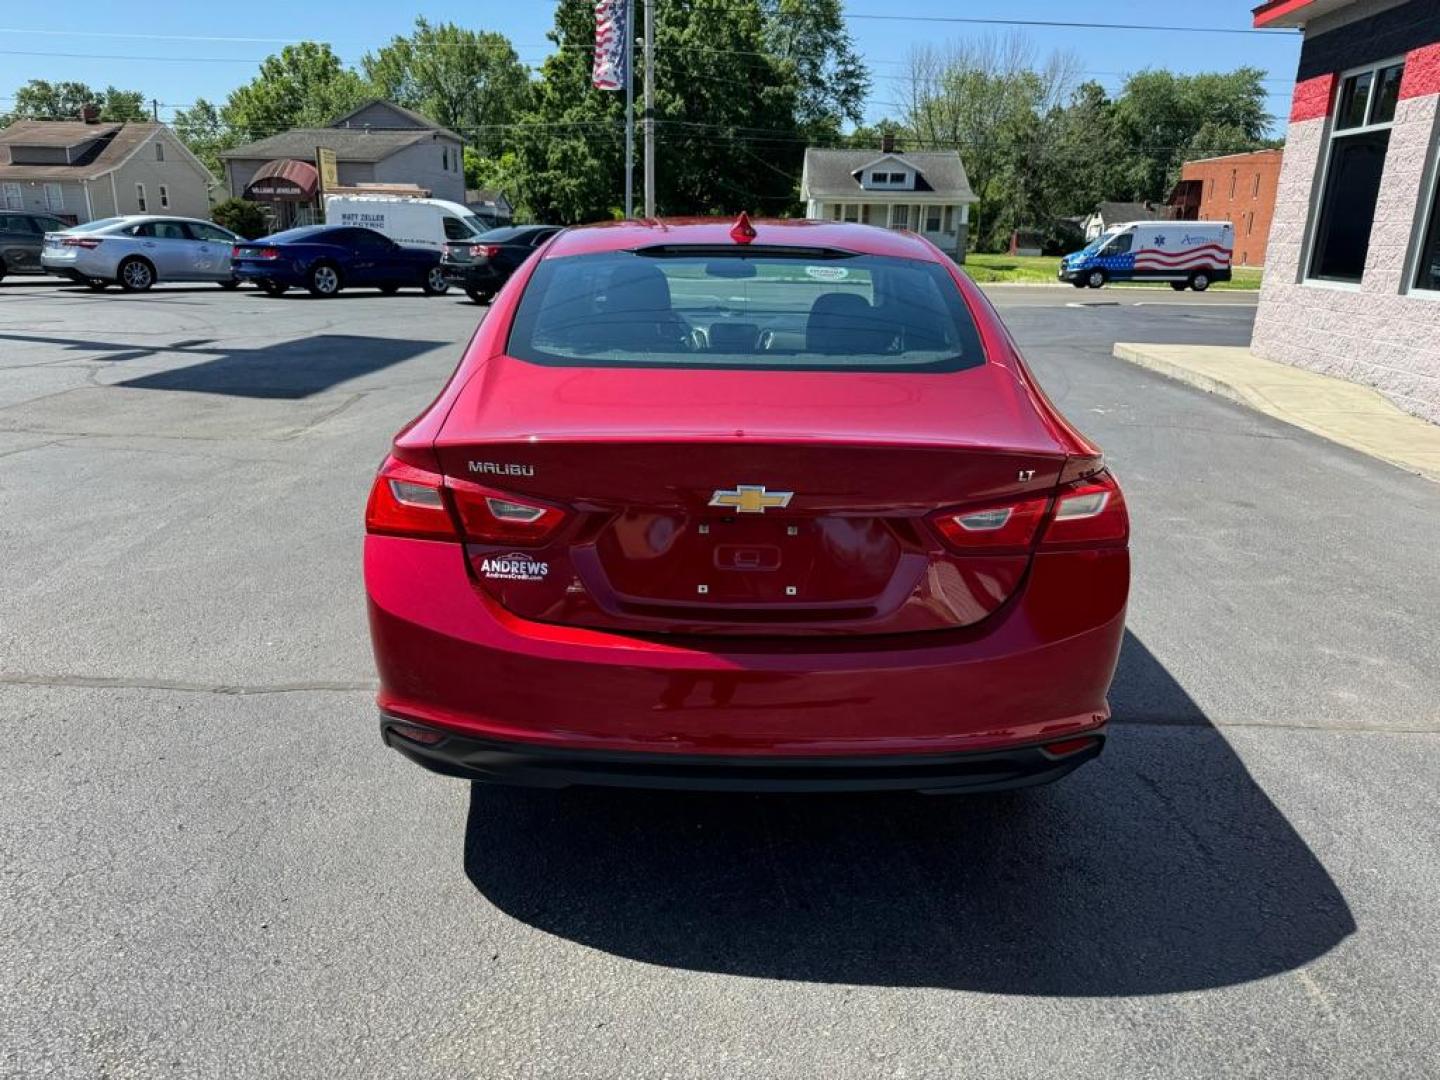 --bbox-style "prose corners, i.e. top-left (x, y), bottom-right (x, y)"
top-left (0, 120), bottom-right (215, 224)
top-left (800, 145), bottom-right (977, 260)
